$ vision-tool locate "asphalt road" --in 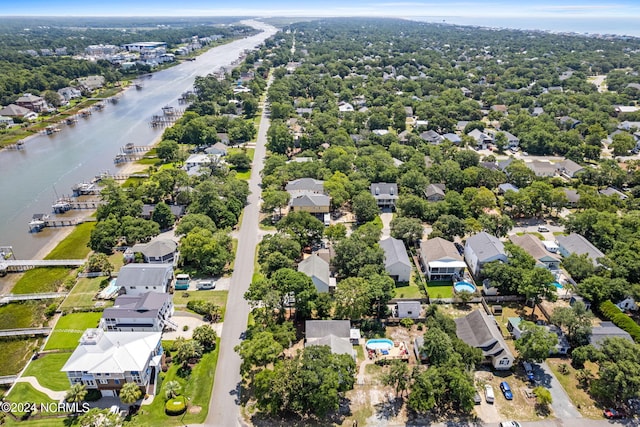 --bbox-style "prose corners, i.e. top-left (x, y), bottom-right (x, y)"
top-left (204, 46), bottom-right (275, 427)
top-left (534, 361), bottom-right (581, 419)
